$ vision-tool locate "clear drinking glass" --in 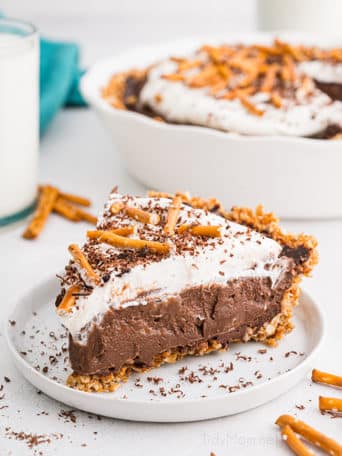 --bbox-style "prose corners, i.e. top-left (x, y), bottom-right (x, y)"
top-left (0, 18), bottom-right (39, 226)
top-left (257, 0), bottom-right (342, 35)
